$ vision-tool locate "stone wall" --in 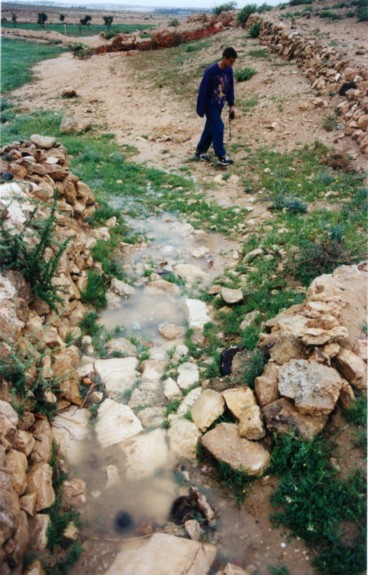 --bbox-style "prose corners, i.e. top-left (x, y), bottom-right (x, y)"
top-left (247, 15), bottom-right (368, 155)
top-left (0, 136), bottom-right (110, 575)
